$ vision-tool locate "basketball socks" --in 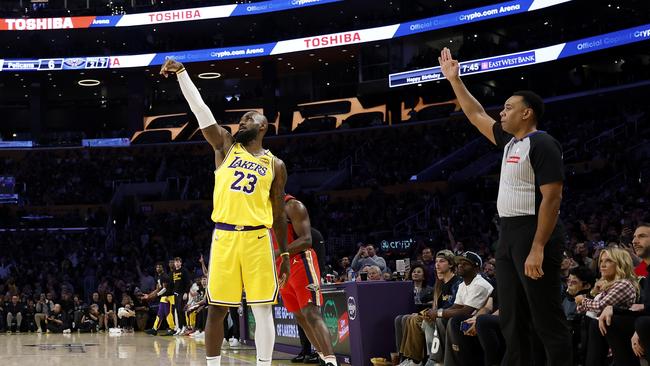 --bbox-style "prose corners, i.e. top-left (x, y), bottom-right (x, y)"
top-left (251, 305), bottom-right (275, 365)
top-left (317, 351), bottom-right (338, 365)
top-left (324, 355), bottom-right (338, 365)
top-left (206, 355), bottom-right (221, 366)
